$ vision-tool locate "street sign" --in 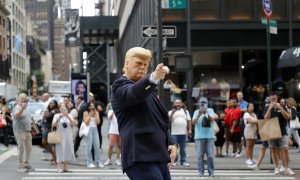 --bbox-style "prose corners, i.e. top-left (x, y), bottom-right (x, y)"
top-left (142, 26), bottom-right (177, 38)
top-left (261, 18), bottom-right (277, 34)
top-left (262, 0), bottom-right (272, 18)
top-left (261, 18), bottom-right (277, 27)
top-left (162, 0), bottom-right (186, 9)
